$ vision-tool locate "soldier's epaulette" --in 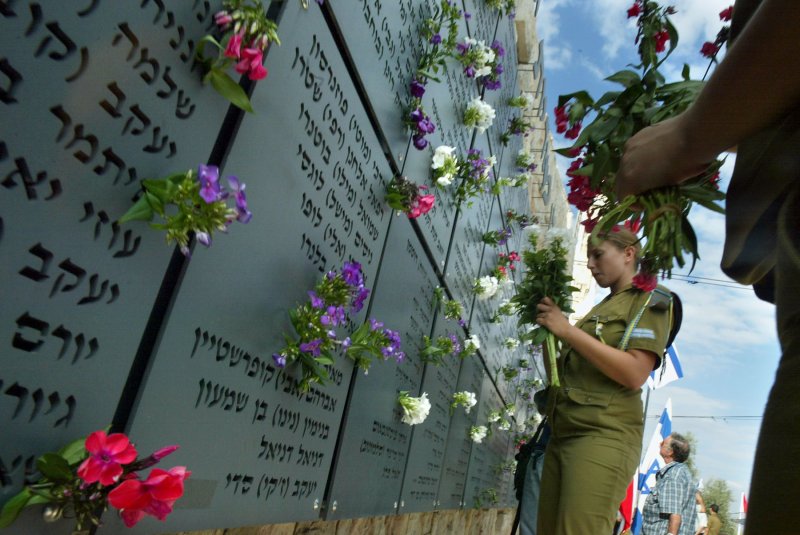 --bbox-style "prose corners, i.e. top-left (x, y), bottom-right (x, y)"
top-left (648, 285), bottom-right (673, 311)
